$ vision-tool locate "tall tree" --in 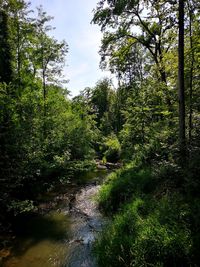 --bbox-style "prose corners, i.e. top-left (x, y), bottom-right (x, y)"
top-left (178, 0), bottom-right (186, 158)
top-left (32, 7), bottom-right (68, 97)
top-left (32, 6), bottom-right (68, 137)
top-left (92, 0), bottom-right (177, 85)
top-left (0, 10), bottom-right (13, 84)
